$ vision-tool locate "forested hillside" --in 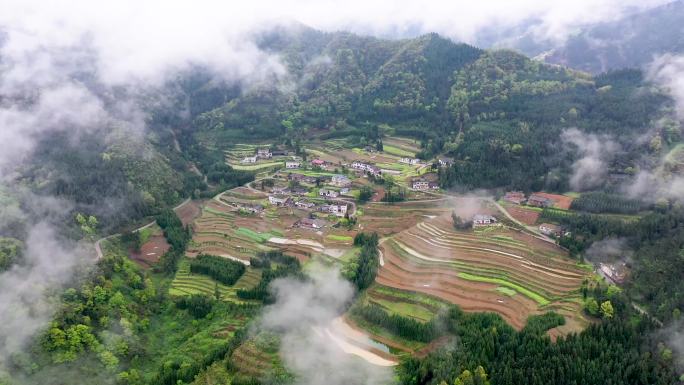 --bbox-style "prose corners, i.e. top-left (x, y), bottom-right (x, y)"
top-left (171, 29), bottom-right (673, 192)
top-left (542, 0), bottom-right (684, 73)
